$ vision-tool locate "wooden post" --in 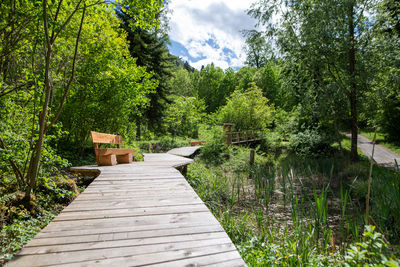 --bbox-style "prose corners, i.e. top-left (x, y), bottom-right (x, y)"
top-left (250, 149), bottom-right (255, 165)
top-left (236, 132), bottom-right (240, 143)
top-left (249, 149), bottom-right (255, 179)
top-left (223, 123), bottom-right (234, 146)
